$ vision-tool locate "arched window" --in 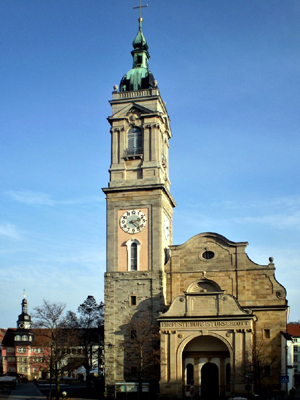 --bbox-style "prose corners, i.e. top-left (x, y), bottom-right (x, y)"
top-left (127, 127), bottom-right (142, 156)
top-left (226, 363), bottom-right (231, 384)
top-left (126, 239), bottom-right (141, 271)
top-left (131, 242), bottom-right (138, 270)
top-left (22, 335), bottom-right (28, 341)
top-left (15, 335), bottom-right (21, 341)
top-left (186, 363), bottom-right (194, 385)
